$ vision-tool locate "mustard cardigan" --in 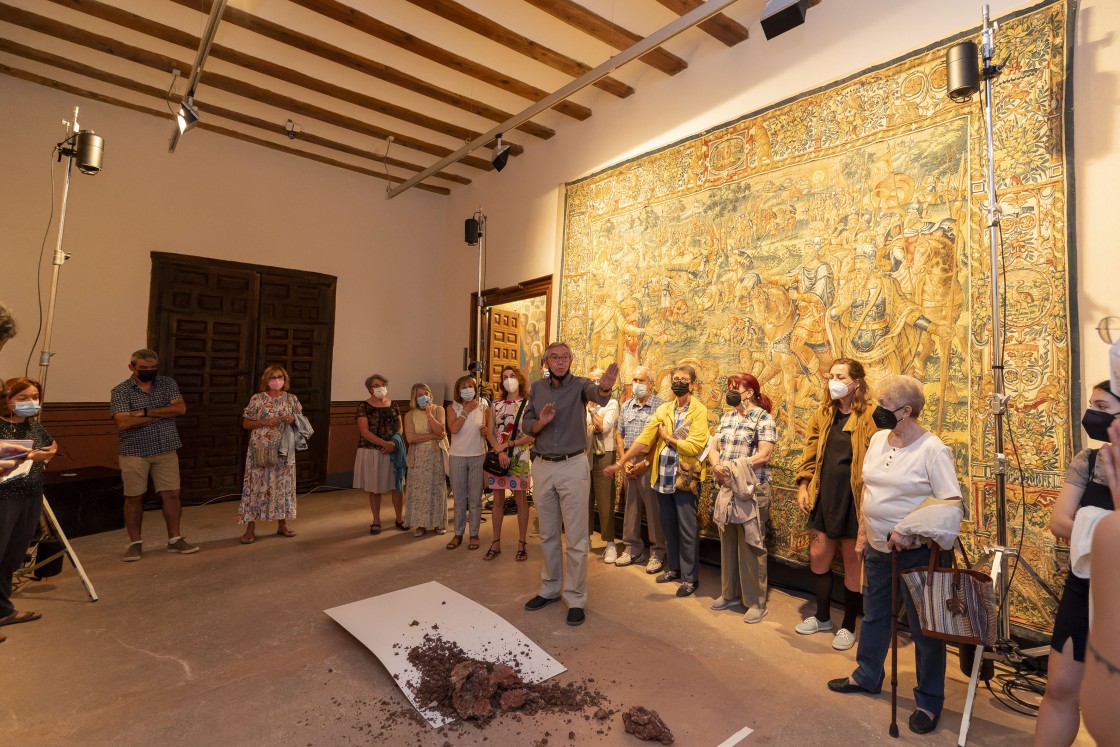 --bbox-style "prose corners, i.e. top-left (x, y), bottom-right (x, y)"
top-left (634, 397), bottom-right (711, 489)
